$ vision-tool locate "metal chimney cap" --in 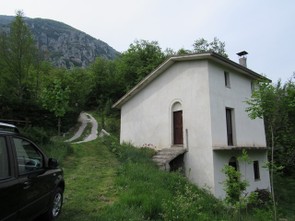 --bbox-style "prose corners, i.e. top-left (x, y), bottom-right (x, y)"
top-left (237, 51), bottom-right (248, 57)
